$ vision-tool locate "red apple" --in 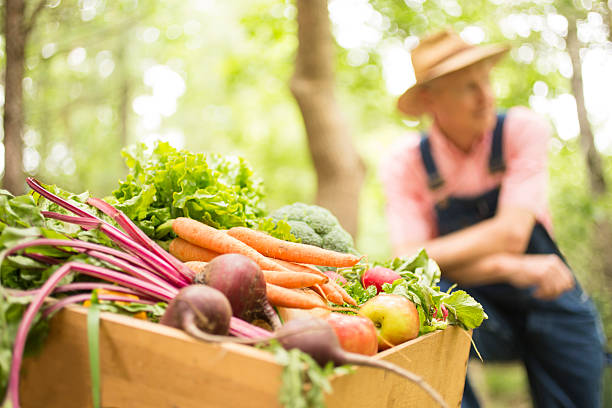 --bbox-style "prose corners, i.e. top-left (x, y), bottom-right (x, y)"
top-left (361, 266), bottom-right (402, 293)
top-left (358, 294), bottom-right (420, 351)
top-left (323, 312), bottom-right (378, 356)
